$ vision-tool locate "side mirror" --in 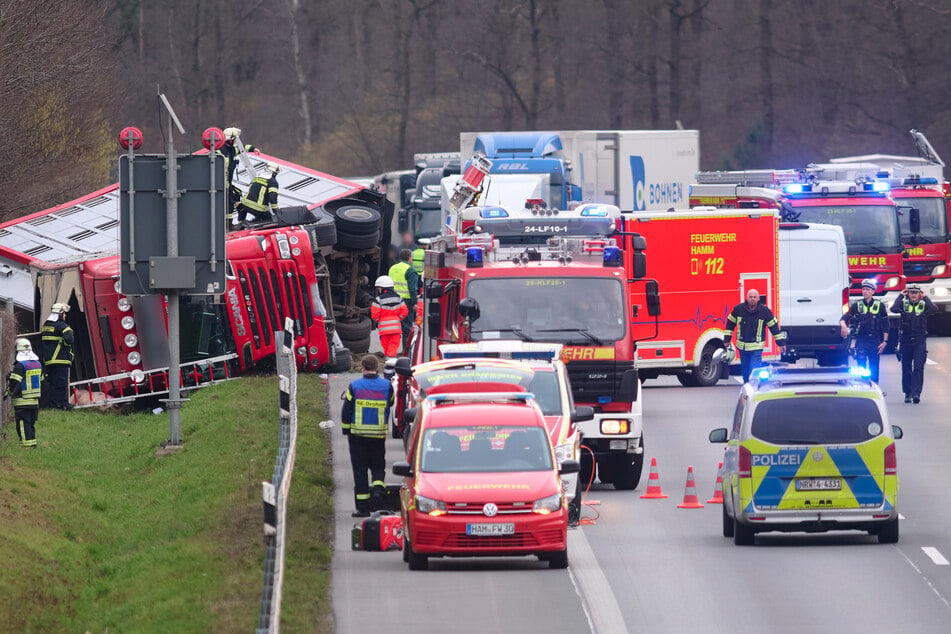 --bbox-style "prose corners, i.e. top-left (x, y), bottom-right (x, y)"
top-left (458, 297), bottom-right (480, 321)
top-left (892, 424), bottom-right (903, 440)
top-left (630, 253), bottom-right (647, 279)
top-left (427, 304), bottom-right (442, 333)
top-left (392, 461), bottom-right (414, 477)
top-left (559, 459), bottom-right (581, 475)
top-left (402, 407), bottom-right (417, 426)
top-left (709, 428), bottom-right (728, 443)
top-left (645, 280), bottom-right (661, 317)
top-left (394, 356), bottom-right (412, 377)
top-left (425, 281), bottom-right (444, 299)
top-left (571, 406), bottom-right (595, 423)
